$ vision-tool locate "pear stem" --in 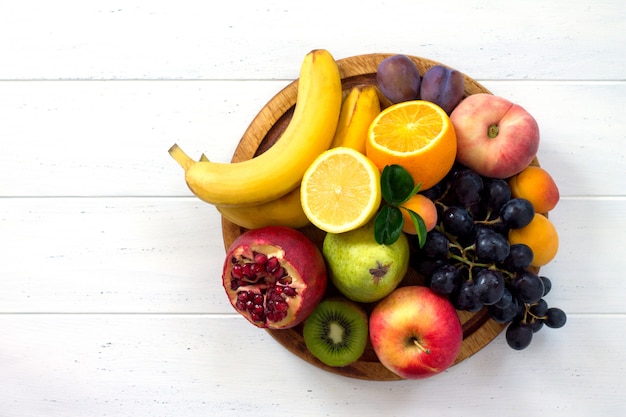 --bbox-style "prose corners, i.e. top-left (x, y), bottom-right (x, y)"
top-left (168, 144), bottom-right (195, 170)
